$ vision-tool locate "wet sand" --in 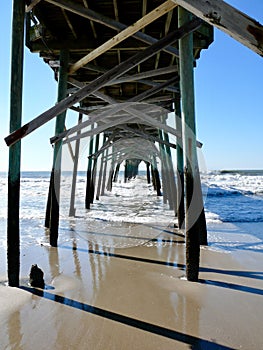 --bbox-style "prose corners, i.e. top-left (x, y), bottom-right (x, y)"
top-left (1, 223), bottom-right (263, 350)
